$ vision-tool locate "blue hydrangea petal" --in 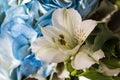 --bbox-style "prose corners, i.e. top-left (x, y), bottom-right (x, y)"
top-left (1, 17), bottom-right (37, 41)
top-left (5, 6), bottom-right (29, 21)
top-left (0, 0), bottom-right (9, 13)
top-left (0, 33), bottom-right (20, 80)
top-left (9, 66), bottom-right (25, 80)
top-left (25, 0), bottom-right (42, 20)
top-left (20, 54), bottom-right (41, 77)
top-left (8, 0), bottom-right (31, 7)
top-left (39, 61), bottom-right (53, 77)
top-left (52, 0), bottom-right (76, 8)
top-left (77, 0), bottom-right (100, 18)
top-left (12, 34), bottom-right (31, 60)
